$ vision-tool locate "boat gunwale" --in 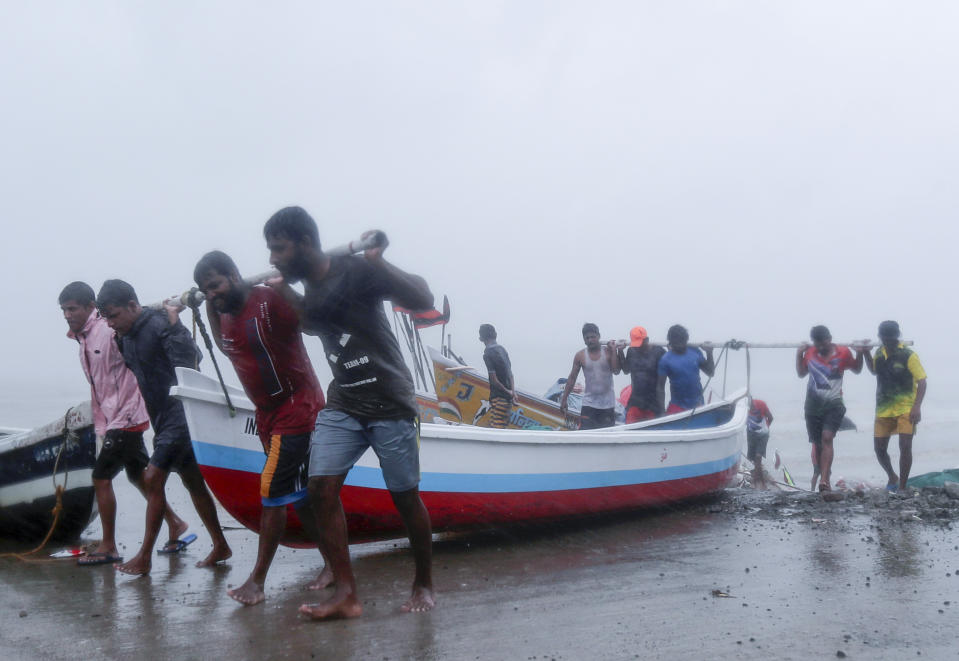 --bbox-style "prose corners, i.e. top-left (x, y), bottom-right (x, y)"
top-left (174, 368), bottom-right (747, 448)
